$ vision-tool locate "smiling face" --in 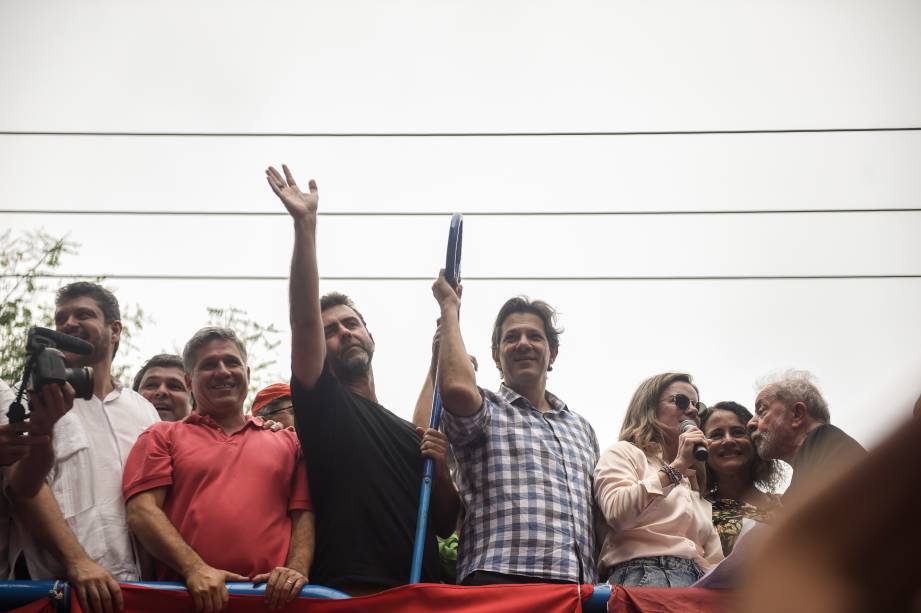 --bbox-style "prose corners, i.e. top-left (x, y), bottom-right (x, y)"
top-left (139, 366), bottom-right (192, 422)
top-left (704, 409), bottom-right (755, 479)
top-left (655, 380), bottom-right (701, 437)
top-left (186, 339), bottom-right (249, 417)
top-left (321, 304), bottom-right (375, 381)
top-left (493, 312), bottom-right (557, 393)
top-left (53, 296), bottom-right (121, 368)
